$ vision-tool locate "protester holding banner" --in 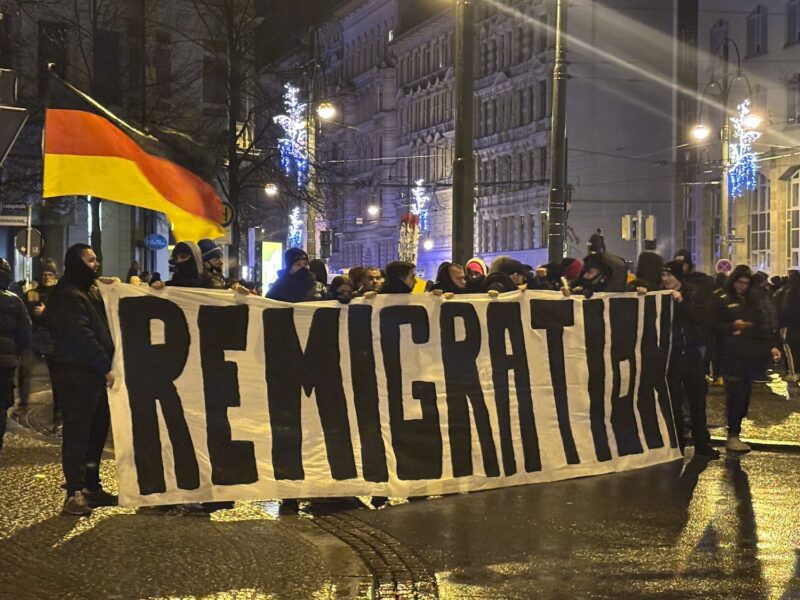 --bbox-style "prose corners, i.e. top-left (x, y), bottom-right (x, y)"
top-left (431, 262), bottom-right (468, 295)
top-left (267, 248), bottom-right (330, 302)
top-left (165, 242), bottom-right (206, 288)
top-left (711, 265), bottom-right (782, 453)
top-left (0, 259), bottom-right (31, 452)
top-left (660, 261), bottom-right (719, 459)
top-left (198, 239), bottom-right (228, 290)
top-left (381, 261), bottom-right (417, 294)
top-left (46, 244), bottom-right (117, 515)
